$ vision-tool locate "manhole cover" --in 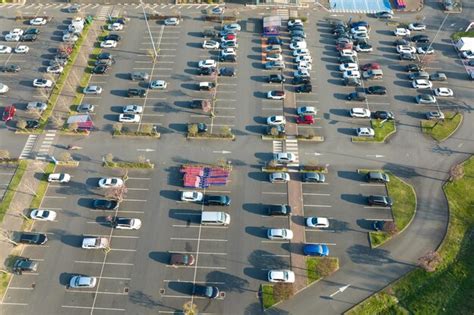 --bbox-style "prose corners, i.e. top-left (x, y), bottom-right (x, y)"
top-left (124, 287), bottom-right (129, 293)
